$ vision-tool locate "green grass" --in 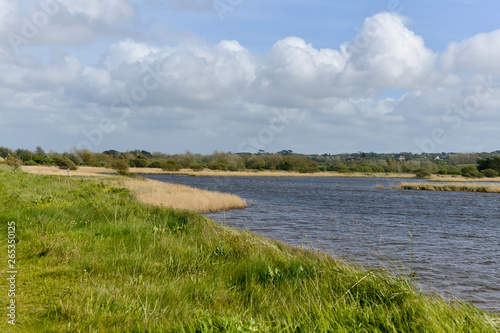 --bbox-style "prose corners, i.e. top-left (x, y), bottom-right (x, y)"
top-left (1, 164), bottom-right (499, 332)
